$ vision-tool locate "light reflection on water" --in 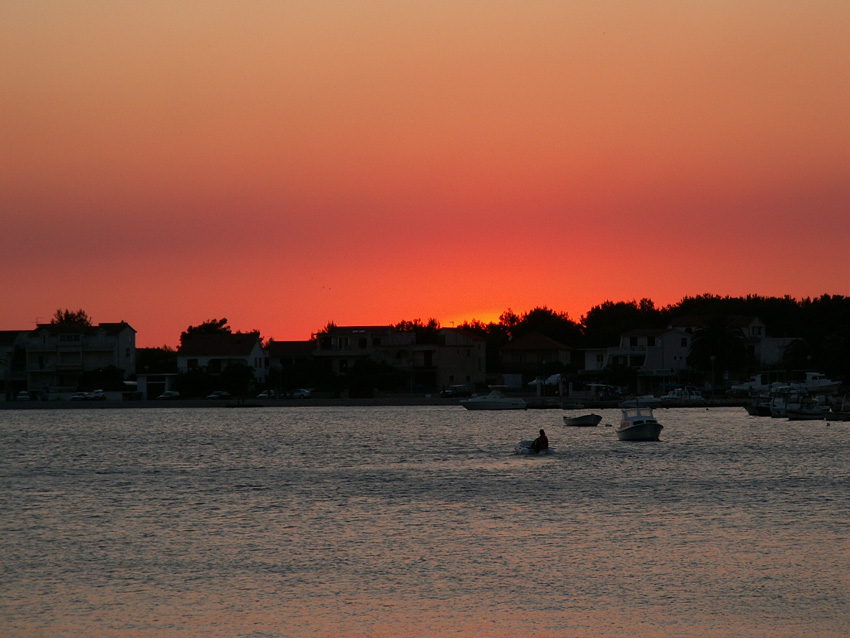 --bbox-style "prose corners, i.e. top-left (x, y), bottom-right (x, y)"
top-left (1, 406), bottom-right (848, 637)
